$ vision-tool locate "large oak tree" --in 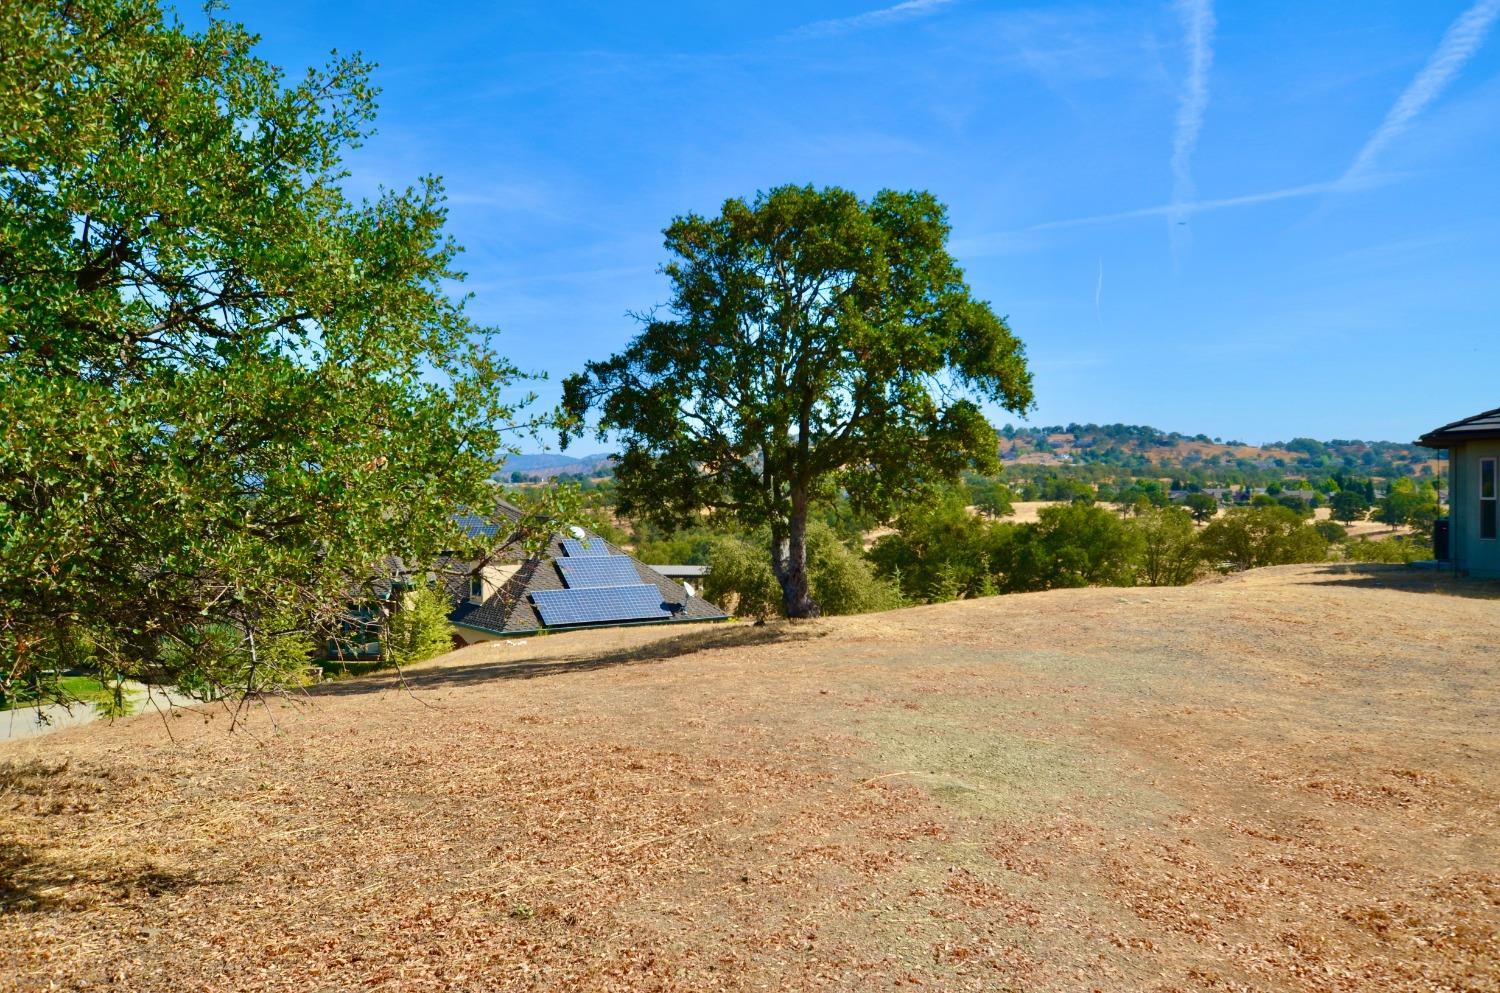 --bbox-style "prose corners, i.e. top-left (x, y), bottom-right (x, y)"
top-left (0, 0), bottom-right (532, 705)
top-left (562, 185), bottom-right (1033, 618)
